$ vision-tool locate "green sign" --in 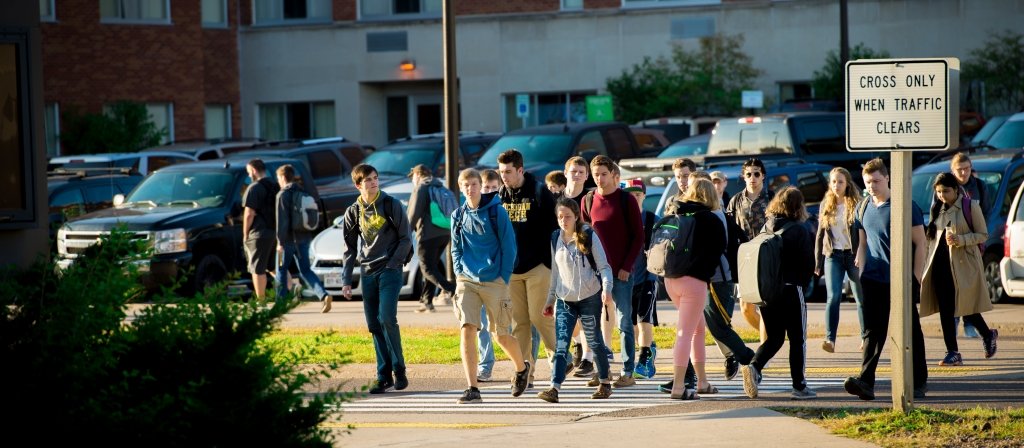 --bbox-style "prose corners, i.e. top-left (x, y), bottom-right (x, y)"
top-left (586, 95), bottom-right (614, 122)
